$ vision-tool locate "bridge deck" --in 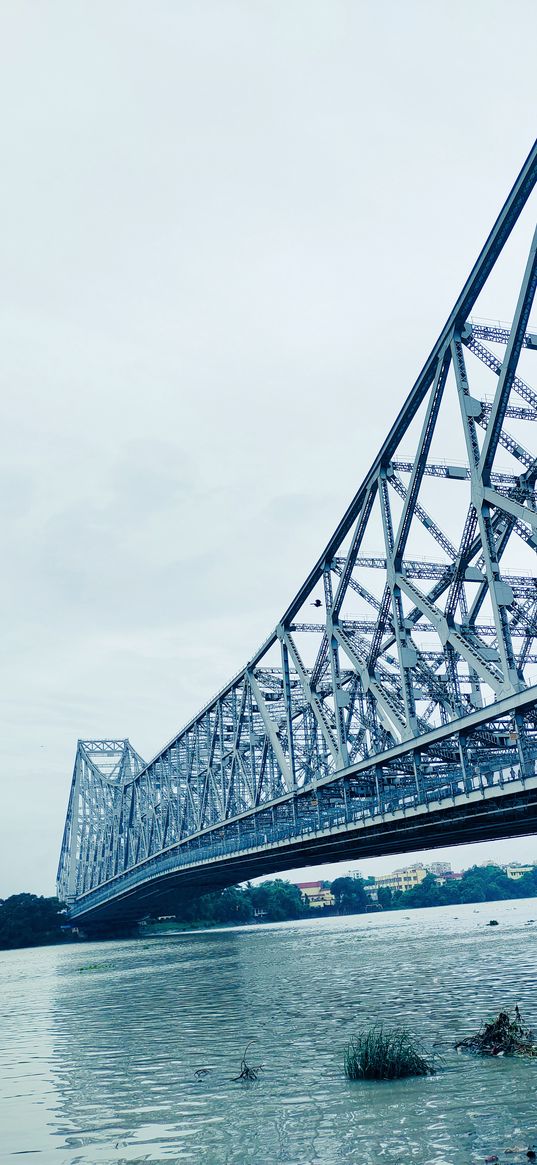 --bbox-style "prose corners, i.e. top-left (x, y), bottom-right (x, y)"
top-left (68, 689), bottom-right (537, 925)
